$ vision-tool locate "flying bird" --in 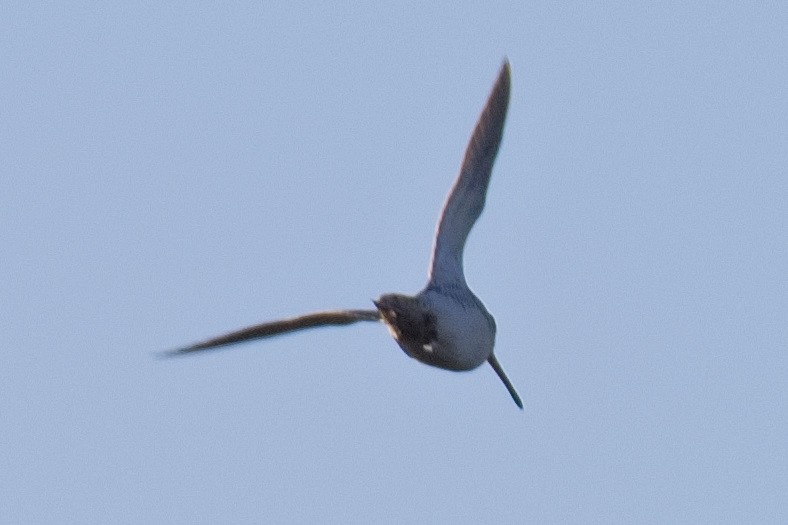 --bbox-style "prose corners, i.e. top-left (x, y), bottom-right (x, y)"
top-left (167, 61), bottom-right (522, 409)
